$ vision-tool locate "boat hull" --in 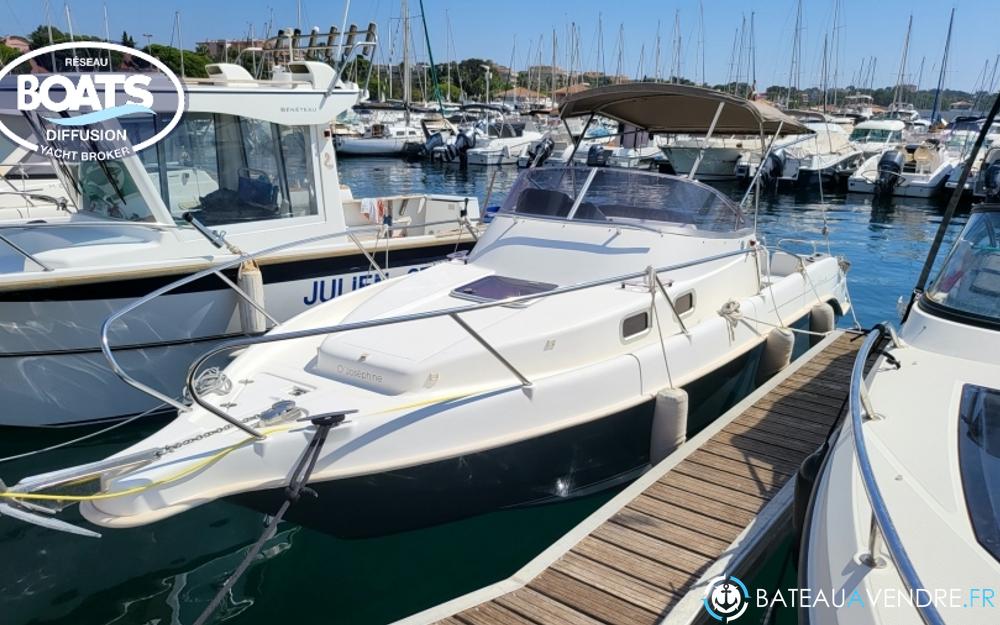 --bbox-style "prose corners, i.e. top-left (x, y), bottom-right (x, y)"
top-left (228, 333), bottom-right (782, 538)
